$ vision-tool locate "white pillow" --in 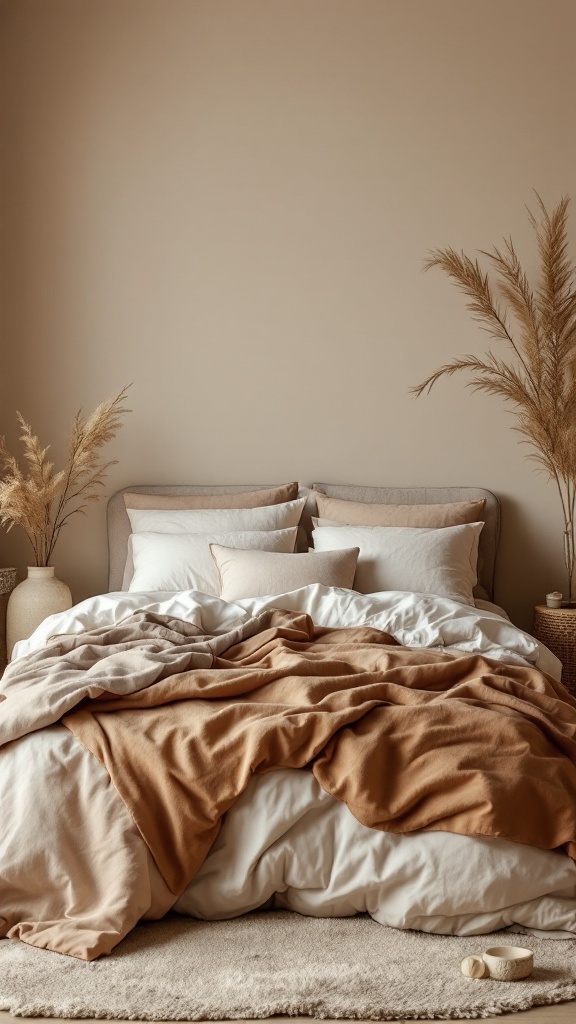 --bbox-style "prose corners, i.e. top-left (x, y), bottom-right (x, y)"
top-left (210, 545), bottom-right (360, 602)
top-left (128, 528), bottom-right (298, 595)
top-left (311, 523), bottom-right (483, 606)
top-left (126, 497), bottom-right (306, 535)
